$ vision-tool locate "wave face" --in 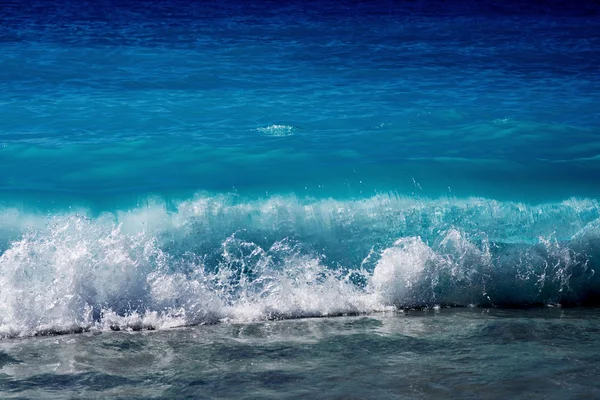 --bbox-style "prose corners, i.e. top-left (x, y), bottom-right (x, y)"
top-left (1, 194), bottom-right (600, 337)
